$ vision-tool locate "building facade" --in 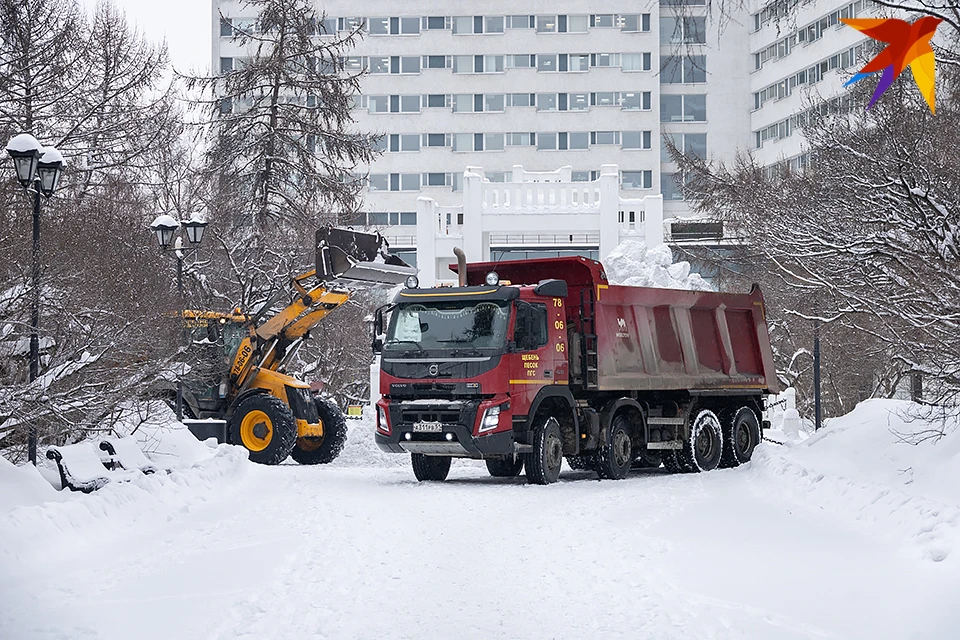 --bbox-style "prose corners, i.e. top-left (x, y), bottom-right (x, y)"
top-left (212, 0), bottom-right (872, 264)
